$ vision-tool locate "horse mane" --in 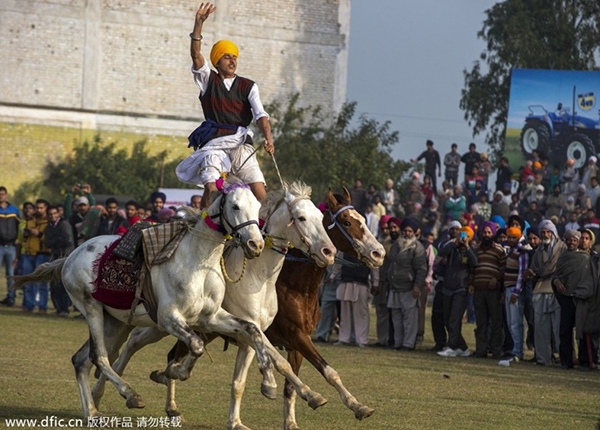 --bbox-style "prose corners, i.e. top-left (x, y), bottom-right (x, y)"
top-left (178, 206), bottom-right (202, 226)
top-left (260, 181), bottom-right (312, 219)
